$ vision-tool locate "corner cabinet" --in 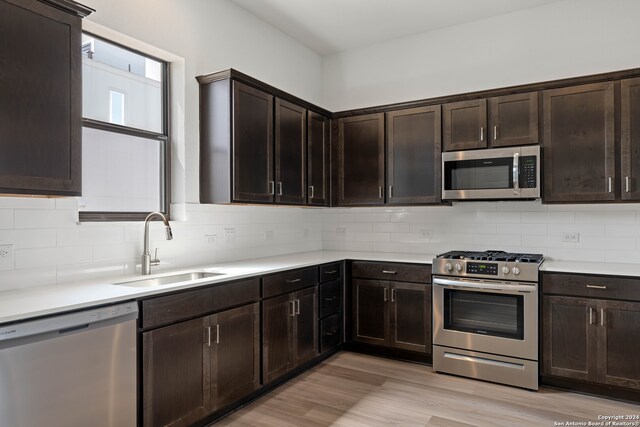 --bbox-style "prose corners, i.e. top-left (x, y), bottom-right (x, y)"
top-left (541, 273), bottom-right (640, 394)
top-left (542, 82), bottom-right (616, 202)
top-left (198, 70), bottom-right (331, 206)
top-left (0, 0), bottom-right (92, 196)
